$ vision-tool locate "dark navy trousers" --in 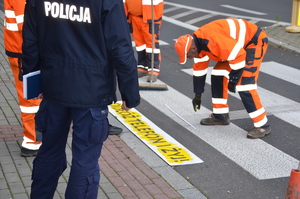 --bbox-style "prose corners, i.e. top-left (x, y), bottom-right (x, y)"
top-left (30, 99), bottom-right (109, 199)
